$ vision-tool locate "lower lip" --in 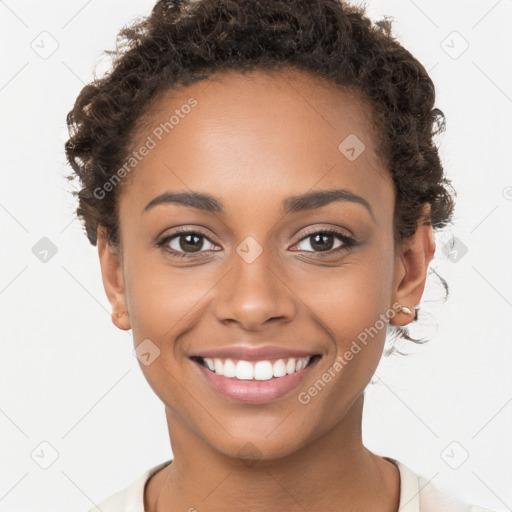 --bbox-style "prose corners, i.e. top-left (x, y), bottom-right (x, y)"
top-left (192, 357), bottom-right (320, 404)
